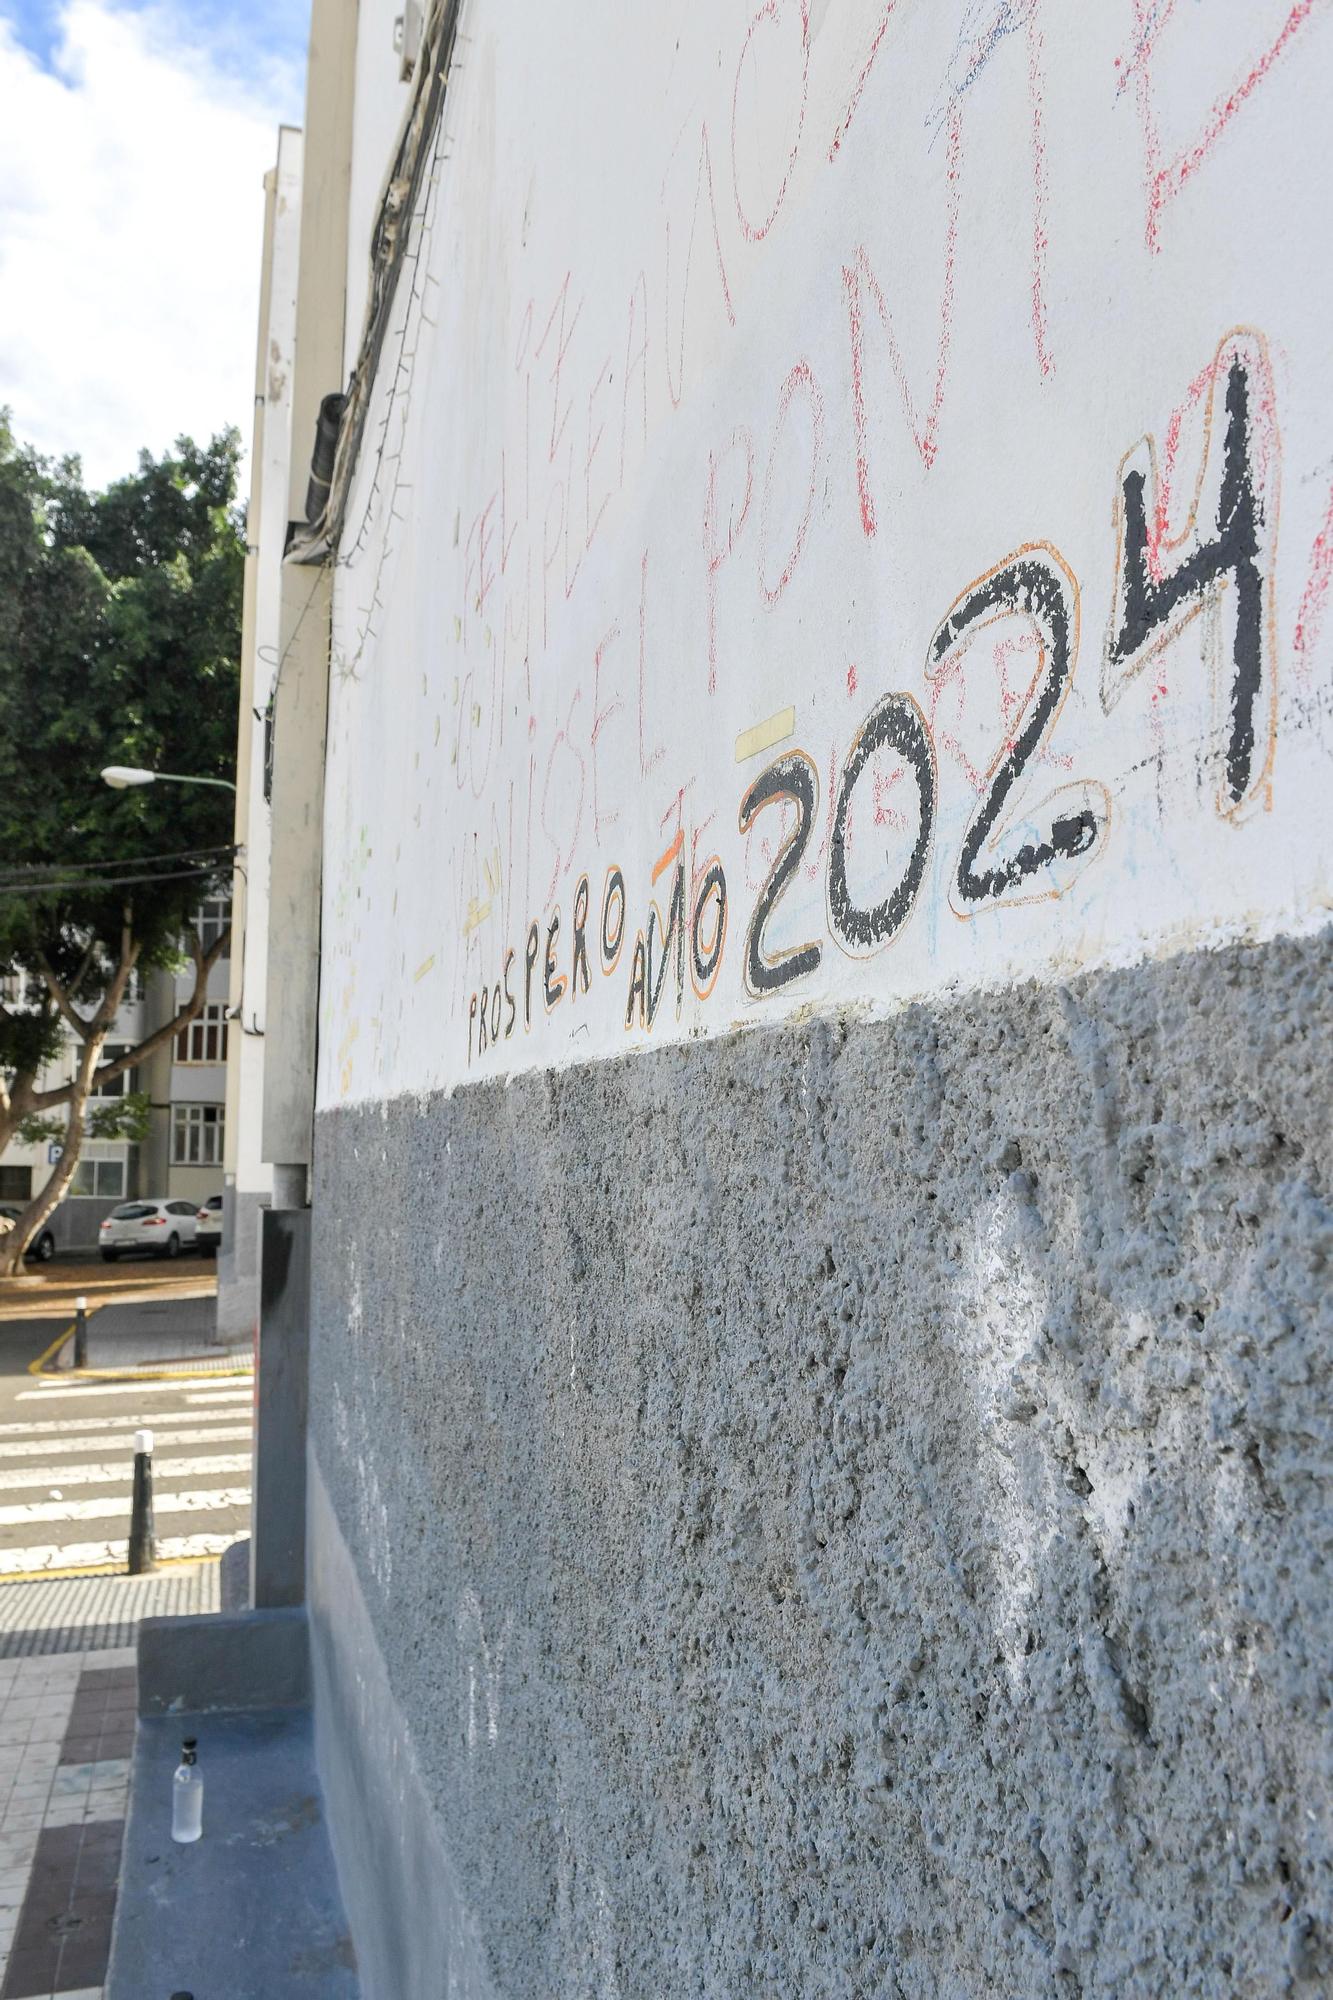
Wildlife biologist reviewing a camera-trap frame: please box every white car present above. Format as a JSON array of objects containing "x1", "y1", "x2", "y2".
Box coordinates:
[
  {"x1": 99, "y1": 1199, "x2": 200, "y2": 1261},
  {"x1": 195, "y1": 1194, "x2": 223, "y2": 1257}
]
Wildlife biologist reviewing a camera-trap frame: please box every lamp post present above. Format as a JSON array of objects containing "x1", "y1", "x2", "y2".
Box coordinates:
[{"x1": 101, "y1": 766, "x2": 236, "y2": 794}]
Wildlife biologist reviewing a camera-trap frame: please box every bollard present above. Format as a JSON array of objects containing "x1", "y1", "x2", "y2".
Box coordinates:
[
  {"x1": 73, "y1": 1296, "x2": 88, "y2": 1371},
  {"x1": 128, "y1": 1427, "x2": 157, "y2": 1574}
]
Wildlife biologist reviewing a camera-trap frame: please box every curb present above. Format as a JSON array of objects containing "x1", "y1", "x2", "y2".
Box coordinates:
[
  {"x1": 29, "y1": 1316, "x2": 79, "y2": 1376},
  {"x1": 0, "y1": 1552, "x2": 223, "y2": 1586},
  {"x1": 41, "y1": 1364, "x2": 254, "y2": 1384},
  {"x1": 29, "y1": 1306, "x2": 253, "y2": 1385}
]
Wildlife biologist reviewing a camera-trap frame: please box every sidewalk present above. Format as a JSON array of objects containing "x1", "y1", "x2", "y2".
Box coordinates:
[
  {"x1": 0, "y1": 1644, "x2": 136, "y2": 1996},
  {"x1": 0, "y1": 1278, "x2": 250, "y2": 1992},
  {"x1": 0, "y1": 1565, "x2": 223, "y2": 1998},
  {"x1": 41, "y1": 1298, "x2": 253, "y2": 1383},
  {"x1": 57, "y1": 1300, "x2": 251, "y2": 1381},
  {"x1": 0, "y1": 1570, "x2": 221, "y2": 1662}
]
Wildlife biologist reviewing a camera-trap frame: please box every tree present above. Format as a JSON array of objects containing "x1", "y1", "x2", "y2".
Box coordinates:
[{"x1": 0, "y1": 417, "x2": 243, "y2": 1272}]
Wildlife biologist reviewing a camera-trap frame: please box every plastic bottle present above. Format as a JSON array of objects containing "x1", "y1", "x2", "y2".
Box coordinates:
[{"x1": 171, "y1": 1738, "x2": 203, "y2": 1843}]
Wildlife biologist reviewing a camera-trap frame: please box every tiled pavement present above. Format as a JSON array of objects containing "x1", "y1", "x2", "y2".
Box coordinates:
[
  {"x1": 0, "y1": 1567, "x2": 219, "y2": 1660},
  {"x1": 0, "y1": 1648, "x2": 138, "y2": 1999},
  {"x1": 0, "y1": 1297, "x2": 253, "y2": 1993}
]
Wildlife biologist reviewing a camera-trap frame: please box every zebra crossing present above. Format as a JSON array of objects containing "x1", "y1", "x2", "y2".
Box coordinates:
[{"x1": 0, "y1": 1372, "x2": 253, "y2": 1578}]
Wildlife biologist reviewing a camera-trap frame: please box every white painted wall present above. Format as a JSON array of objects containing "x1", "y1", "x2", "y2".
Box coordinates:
[
  {"x1": 319, "y1": 0, "x2": 1333, "y2": 1111},
  {"x1": 228, "y1": 124, "x2": 303, "y2": 1203},
  {"x1": 264, "y1": 0, "x2": 358, "y2": 1176}
]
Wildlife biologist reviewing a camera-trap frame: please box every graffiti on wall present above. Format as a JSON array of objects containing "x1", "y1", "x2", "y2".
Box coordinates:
[{"x1": 319, "y1": 0, "x2": 1333, "y2": 1105}]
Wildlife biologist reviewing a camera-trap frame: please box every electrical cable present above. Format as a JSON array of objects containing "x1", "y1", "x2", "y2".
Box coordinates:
[
  {"x1": 0, "y1": 863, "x2": 231, "y2": 901},
  {"x1": 0, "y1": 843, "x2": 236, "y2": 889},
  {"x1": 288, "y1": 0, "x2": 463, "y2": 564}
]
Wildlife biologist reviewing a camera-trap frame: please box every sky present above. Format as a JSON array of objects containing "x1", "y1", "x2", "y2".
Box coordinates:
[{"x1": 0, "y1": 0, "x2": 310, "y2": 490}]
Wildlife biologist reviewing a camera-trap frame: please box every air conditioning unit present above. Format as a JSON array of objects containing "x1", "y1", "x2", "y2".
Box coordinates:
[{"x1": 394, "y1": 1, "x2": 424, "y2": 83}]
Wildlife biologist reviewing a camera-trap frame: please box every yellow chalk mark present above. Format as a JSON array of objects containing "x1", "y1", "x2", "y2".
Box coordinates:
[
  {"x1": 413, "y1": 955, "x2": 436, "y2": 983},
  {"x1": 734, "y1": 705, "x2": 796, "y2": 764},
  {"x1": 462, "y1": 898, "x2": 492, "y2": 937}
]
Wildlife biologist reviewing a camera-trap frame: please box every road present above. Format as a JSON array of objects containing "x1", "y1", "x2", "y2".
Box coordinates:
[
  {"x1": 0, "y1": 1268, "x2": 252, "y2": 1578},
  {"x1": 0, "y1": 1251, "x2": 218, "y2": 1325}
]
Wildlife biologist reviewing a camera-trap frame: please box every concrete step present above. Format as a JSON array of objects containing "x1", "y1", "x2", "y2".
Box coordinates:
[{"x1": 107, "y1": 1705, "x2": 360, "y2": 1998}]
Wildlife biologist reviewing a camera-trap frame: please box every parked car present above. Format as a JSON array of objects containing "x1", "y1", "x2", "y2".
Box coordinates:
[
  {"x1": 99, "y1": 1199, "x2": 200, "y2": 1261},
  {"x1": 0, "y1": 1204, "x2": 56, "y2": 1263},
  {"x1": 195, "y1": 1194, "x2": 223, "y2": 1257}
]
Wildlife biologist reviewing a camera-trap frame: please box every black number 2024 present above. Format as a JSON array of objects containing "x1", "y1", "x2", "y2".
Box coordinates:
[{"x1": 739, "y1": 332, "x2": 1276, "y2": 995}]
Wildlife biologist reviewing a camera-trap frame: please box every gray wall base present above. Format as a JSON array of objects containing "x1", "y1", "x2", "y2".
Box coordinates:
[
  {"x1": 137, "y1": 1607, "x2": 309, "y2": 1716},
  {"x1": 309, "y1": 927, "x2": 1333, "y2": 1996},
  {"x1": 253, "y1": 1206, "x2": 310, "y2": 1607},
  {"x1": 51, "y1": 1196, "x2": 121, "y2": 1252},
  {"x1": 308, "y1": 1456, "x2": 497, "y2": 2000},
  {"x1": 220, "y1": 1535, "x2": 253, "y2": 1613},
  {"x1": 217, "y1": 1186, "x2": 270, "y2": 1339}
]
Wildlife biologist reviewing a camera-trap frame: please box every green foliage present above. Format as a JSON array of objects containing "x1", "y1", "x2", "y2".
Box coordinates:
[
  {"x1": 13, "y1": 1113, "x2": 64, "y2": 1147},
  {"x1": 87, "y1": 1089, "x2": 153, "y2": 1144},
  {"x1": 0, "y1": 1002, "x2": 63, "y2": 1084},
  {"x1": 0, "y1": 416, "x2": 243, "y2": 1083},
  {"x1": 16, "y1": 1090, "x2": 152, "y2": 1148}
]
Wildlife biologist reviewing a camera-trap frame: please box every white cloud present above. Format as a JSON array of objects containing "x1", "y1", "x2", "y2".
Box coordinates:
[{"x1": 0, "y1": 2, "x2": 301, "y2": 488}]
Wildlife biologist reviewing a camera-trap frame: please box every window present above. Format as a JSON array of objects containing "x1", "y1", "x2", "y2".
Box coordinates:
[
  {"x1": 71, "y1": 1159, "x2": 126, "y2": 1199},
  {"x1": 197, "y1": 899, "x2": 231, "y2": 953},
  {"x1": 92, "y1": 1045, "x2": 136, "y2": 1098},
  {"x1": 172, "y1": 1103, "x2": 224, "y2": 1166},
  {"x1": 0, "y1": 1166, "x2": 32, "y2": 1202},
  {"x1": 176, "y1": 1003, "x2": 229, "y2": 1066},
  {"x1": 0, "y1": 972, "x2": 35, "y2": 1008}
]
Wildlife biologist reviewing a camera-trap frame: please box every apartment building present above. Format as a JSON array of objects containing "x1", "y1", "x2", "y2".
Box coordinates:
[
  {"x1": 214, "y1": 122, "x2": 301, "y2": 1339},
  {"x1": 136, "y1": 896, "x2": 232, "y2": 1211},
  {"x1": 0, "y1": 901, "x2": 231, "y2": 1250}
]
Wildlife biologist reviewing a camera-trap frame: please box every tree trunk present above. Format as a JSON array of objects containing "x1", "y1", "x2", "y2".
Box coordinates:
[
  {"x1": 0, "y1": 1033, "x2": 107, "y2": 1278},
  {"x1": 0, "y1": 923, "x2": 226, "y2": 1276},
  {"x1": 0, "y1": 1076, "x2": 35, "y2": 1169}
]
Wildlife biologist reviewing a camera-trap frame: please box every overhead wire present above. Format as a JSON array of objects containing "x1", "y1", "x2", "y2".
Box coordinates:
[
  {"x1": 0, "y1": 843, "x2": 237, "y2": 889},
  {"x1": 288, "y1": 0, "x2": 463, "y2": 565},
  {"x1": 0, "y1": 863, "x2": 233, "y2": 901}
]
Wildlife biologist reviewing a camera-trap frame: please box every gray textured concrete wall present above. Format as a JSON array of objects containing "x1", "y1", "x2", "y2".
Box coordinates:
[
  {"x1": 309, "y1": 1459, "x2": 498, "y2": 2000},
  {"x1": 217, "y1": 1186, "x2": 269, "y2": 1340},
  {"x1": 309, "y1": 928, "x2": 1333, "y2": 1998},
  {"x1": 253, "y1": 1208, "x2": 311, "y2": 1608}
]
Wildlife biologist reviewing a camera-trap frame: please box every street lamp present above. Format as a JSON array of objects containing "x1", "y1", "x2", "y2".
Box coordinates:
[{"x1": 101, "y1": 765, "x2": 236, "y2": 794}]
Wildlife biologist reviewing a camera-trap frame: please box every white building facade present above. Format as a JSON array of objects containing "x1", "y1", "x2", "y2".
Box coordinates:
[
  {"x1": 217, "y1": 123, "x2": 304, "y2": 1339},
  {"x1": 246, "y1": 4, "x2": 1333, "y2": 1994}
]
